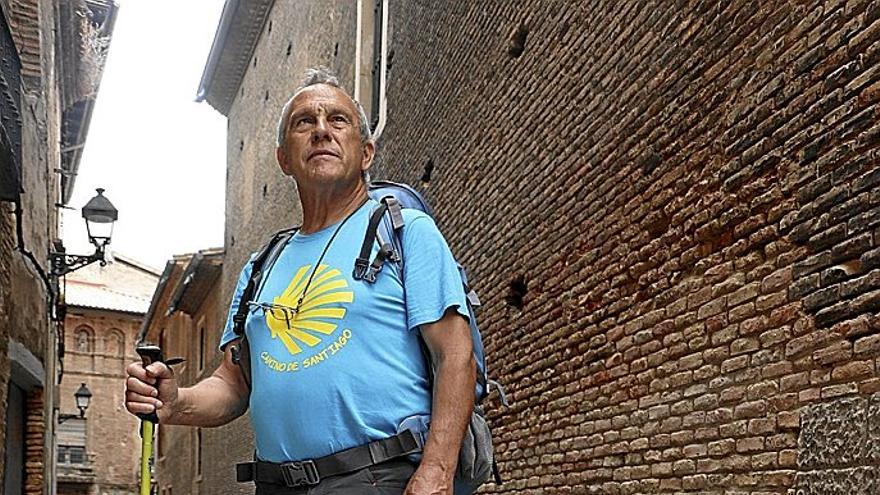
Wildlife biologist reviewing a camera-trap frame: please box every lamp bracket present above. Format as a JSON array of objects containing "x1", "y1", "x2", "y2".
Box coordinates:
[
  {"x1": 49, "y1": 250, "x2": 105, "y2": 277},
  {"x1": 57, "y1": 412, "x2": 84, "y2": 424}
]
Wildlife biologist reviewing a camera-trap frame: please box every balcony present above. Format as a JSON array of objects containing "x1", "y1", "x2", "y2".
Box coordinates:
[{"x1": 56, "y1": 447, "x2": 97, "y2": 484}]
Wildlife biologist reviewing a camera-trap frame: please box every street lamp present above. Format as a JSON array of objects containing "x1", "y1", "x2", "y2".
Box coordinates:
[
  {"x1": 81, "y1": 187, "x2": 117, "y2": 250},
  {"x1": 58, "y1": 383, "x2": 92, "y2": 423},
  {"x1": 49, "y1": 188, "x2": 118, "y2": 277}
]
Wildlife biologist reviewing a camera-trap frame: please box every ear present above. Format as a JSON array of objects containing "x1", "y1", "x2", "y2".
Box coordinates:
[
  {"x1": 276, "y1": 147, "x2": 292, "y2": 175},
  {"x1": 361, "y1": 140, "x2": 375, "y2": 173}
]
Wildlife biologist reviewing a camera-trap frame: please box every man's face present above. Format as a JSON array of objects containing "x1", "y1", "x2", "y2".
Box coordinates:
[{"x1": 276, "y1": 84, "x2": 373, "y2": 191}]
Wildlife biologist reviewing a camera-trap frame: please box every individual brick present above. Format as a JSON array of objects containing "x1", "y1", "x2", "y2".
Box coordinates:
[
  {"x1": 789, "y1": 272, "x2": 821, "y2": 299},
  {"x1": 803, "y1": 284, "x2": 841, "y2": 311}
]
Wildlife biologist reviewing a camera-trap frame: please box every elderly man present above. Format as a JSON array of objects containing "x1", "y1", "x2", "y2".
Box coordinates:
[{"x1": 124, "y1": 67, "x2": 476, "y2": 495}]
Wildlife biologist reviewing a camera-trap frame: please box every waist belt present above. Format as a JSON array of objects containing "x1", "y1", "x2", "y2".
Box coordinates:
[{"x1": 236, "y1": 430, "x2": 423, "y2": 488}]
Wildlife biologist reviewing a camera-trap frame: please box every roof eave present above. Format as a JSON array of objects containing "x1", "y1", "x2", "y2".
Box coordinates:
[
  {"x1": 167, "y1": 252, "x2": 204, "y2": 315},
  {"x1": 195, "y1": 0, "x2": 275, "y2": 116},
  {"x1": 136, "y1": 260, "x2": 176, "y2": 345},
  {"x1": 167, "y1": 248, "x2": 224, "y2": 316},
  {"x1": 60, "y1": 1, "x2": 119, "y2": 205},
  {"x1": 67, "y1": 304, "x2": 146, "y2": 316},
  {"x1": 195, "y1": 0, "x2": 239, "y2": 109}
]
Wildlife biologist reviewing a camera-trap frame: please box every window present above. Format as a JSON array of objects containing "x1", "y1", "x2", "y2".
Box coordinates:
[
  {"x1": 57, "y1": 446, "x2": 87, "y2": 465},
  {"x1": 159, "y1": 328, "x2": 167, "y2": 359},
  {"x1": 198, "y1": 323, "x2": 206, "y2": 372},
  {"x1": 157, "y1": 423, "x2": 165, "y2": 461},
  {"x1": 196, "y1": 428, "x2": 202, "y2": 478},
  {"x1": 105, "y1": 329, "x2": 124, "y2": 356},
  {"x1": 74, "y1": 327, "x2": 94, "y2": 353},
  {"x1": 57, "y1": 418, "x2": 87, "y2": 465}
]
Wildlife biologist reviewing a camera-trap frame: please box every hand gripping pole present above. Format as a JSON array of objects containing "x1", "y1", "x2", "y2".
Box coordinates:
[{"x1": 134, "y1": 344, "x2": 183, "y2": 495}]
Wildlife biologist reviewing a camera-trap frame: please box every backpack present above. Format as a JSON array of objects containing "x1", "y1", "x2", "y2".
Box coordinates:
[{"x1": 228, "y1": 180, "x2": 507, "y2": 492}]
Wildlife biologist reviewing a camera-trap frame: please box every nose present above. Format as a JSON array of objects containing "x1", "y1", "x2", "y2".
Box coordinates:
[{"x1": 311, "y1": 116, "x2": 330, "y2": 143}]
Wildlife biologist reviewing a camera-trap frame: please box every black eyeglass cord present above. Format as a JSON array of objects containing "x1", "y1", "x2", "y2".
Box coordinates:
[{"x1": 295, "y1": 198, "x2": 369, "y2": 313}]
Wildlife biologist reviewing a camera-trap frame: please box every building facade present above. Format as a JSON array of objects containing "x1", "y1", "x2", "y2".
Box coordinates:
[
  {"x1": 57, "y1": 256, "x2": 159, "y2": 495},
  {"x1": 191, "y1": 1, "x2": 880, "y2": 493},
  {"x1": 138, "y1": 248, "x2": 226, "y2": 495},
  {"x1": 0, "y1": 1, "x2": 116, "y2": 493}
]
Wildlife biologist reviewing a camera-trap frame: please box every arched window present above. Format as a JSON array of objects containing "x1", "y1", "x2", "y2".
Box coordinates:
[
  {"x1": 104, "y1": 330, "x2": 124, "y2": 356},
  {"x1": 74, "y1": 327, "x2": 94, "y2": 353}
]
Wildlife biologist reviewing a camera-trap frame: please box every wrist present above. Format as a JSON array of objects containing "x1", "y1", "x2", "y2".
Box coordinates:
[
  {"x1": 417, "y1": 453, "x2": 456, "y2": 478},
  {"x1": 157, "y1": 388, "x2": 184, "y2": 424}
]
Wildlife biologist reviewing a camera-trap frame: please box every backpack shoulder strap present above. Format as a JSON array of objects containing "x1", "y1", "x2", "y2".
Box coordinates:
[
  {"x1": 380, "y1": 197, "x2": 405, "y2": 262},
  {"x1": 354, "y1": 197, "x2": 405, "y2": 283},
  {"x1": 232, "y1": 227, "x2": 298, "y2": 337},
  {"x1": 230, "y1": 227, "x2": 297, "y2": 391}
]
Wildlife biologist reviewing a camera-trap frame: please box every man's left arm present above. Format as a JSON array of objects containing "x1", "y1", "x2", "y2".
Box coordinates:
[{"x1": 405, "y1": 307, "x2": 476, "y2": 495}]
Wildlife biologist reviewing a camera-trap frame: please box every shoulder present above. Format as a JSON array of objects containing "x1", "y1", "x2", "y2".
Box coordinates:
[
  {"x1": 401, "y1": 208, "x2": 433, "y2": 226},
  {"x1": 232, "y1": 252, "x2": 258, "y2": 285},
  {"x1": 400, "y1": 209, "x2": 442, "y2": 240},
  {"x1": 399, "y1": 210, "x2": 457, "y2": 256}
]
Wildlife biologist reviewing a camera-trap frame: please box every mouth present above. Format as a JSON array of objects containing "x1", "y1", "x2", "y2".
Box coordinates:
[{"x1": 308, "y1": 149, "x2": 339, "y2": 160}]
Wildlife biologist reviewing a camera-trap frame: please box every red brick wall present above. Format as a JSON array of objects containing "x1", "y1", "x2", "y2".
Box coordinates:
[
  {"x1": 26, "y1": 388, "x2": 44, "y2": 495},
  {"x1": 372, "y1": 1, "x2": 880, "y2": 493},
  {"x1": 61, "y1": 309, "x2": 145, "y2": 495}
]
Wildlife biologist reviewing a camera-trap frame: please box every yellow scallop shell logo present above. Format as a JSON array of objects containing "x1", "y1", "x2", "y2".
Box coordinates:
[{"x1": 266, "y1": 264, "x2": 353, "y2": 356}]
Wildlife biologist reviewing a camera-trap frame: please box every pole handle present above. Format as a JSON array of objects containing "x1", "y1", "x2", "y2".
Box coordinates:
[{"x1": 136, "y1": 344, "x2": 162, "y2": 423}]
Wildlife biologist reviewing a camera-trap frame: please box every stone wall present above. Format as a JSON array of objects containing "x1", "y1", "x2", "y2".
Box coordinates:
[
  {"x1": 0, "y1": 0, "x2": 63, "y2": 491},
  {"x1": 797, "y1": 393, "x2": 880, "y2": 494},
  {"x1": 222, "y1": 0, "x2": 358, "y2": 310},
  {"x1": 210, "y1": 2, "x2": 359, "y2": 491}
]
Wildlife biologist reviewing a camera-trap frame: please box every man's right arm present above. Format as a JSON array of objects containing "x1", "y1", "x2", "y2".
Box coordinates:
[{"x1": 125, "y1": 340, "x2": 249, "y2": 427}]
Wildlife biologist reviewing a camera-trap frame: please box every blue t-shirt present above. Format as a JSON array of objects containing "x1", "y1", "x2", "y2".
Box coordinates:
[{"x1": 219, "y1": 199, "x2": 469, "y2": 462}]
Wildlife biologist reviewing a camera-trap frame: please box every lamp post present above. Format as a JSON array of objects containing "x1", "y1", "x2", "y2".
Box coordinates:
[
  {"x1": 49, "y1": 188, "x2": 118, "y2": 278},
  {"x1": 58, "y1": 383, "x2": 92, "y2": 423}
]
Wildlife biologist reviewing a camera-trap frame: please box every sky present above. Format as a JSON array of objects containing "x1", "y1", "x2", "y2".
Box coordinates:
[{"x1": 62, "y1": 0, "x2": 228, "y2": 271}]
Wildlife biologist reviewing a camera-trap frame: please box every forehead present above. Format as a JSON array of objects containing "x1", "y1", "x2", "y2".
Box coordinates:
[{"x1": 289, "y1": 84, "x2": 357, "y2": 114}]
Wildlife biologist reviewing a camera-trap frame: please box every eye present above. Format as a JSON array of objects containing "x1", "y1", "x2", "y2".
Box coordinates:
[
  {"x1": 293, "y1": 116, "x2": 313, "y2": 128},
  {"x1": 330, "y1": 114, "x2": 349, "y2": 124}
]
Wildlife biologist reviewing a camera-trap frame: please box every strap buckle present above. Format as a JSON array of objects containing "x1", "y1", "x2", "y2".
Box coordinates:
[
  {"x1": 280, "y1": 460, "x2": 320, "y2": 487},
  {"x1": 353, "y1": 258, "x2": 370, "y2": 280},
  {"x1": 230, "y1": 342, "x2": 242, "y2": 365}
]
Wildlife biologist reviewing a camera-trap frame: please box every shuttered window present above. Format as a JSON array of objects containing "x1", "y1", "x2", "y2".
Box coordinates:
[{"x1": 57, "y1": 418, "x2": 87, "y2": 465}]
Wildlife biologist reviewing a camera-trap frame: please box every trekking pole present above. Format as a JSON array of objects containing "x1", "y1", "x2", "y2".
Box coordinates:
[
  {"x1": 135, "y1": 344, "x2": 163, "y2": 495},
  {"x1": 140, "y1": 420, "x2": 155, "y2": 495}
]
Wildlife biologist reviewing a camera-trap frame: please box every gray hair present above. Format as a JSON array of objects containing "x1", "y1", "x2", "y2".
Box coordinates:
[{"x1": 276, "y1": 67, "x2": 372, "y2": 147}]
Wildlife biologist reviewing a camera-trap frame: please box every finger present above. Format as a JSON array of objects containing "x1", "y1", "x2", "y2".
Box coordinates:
[
  {"x1": 125, "y1": 400, "x2": 162, "y2": 416},
  {"x1": 125, "y1": 362, "x2": 151, "y2": 382},
  {"x1": 126, "y1": 376, "x2": 158, "y2": 398},
  {"x1": 145, "y1": 361, "x2": 173, "y2": 379},
  {"x1": 125, "y1": 387, "x2": 162, "y2": 406}
]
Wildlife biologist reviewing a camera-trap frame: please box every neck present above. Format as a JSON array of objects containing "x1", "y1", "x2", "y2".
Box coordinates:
[{"x1": 298, "y1": 181, "x2": 369, "y2": 234}]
